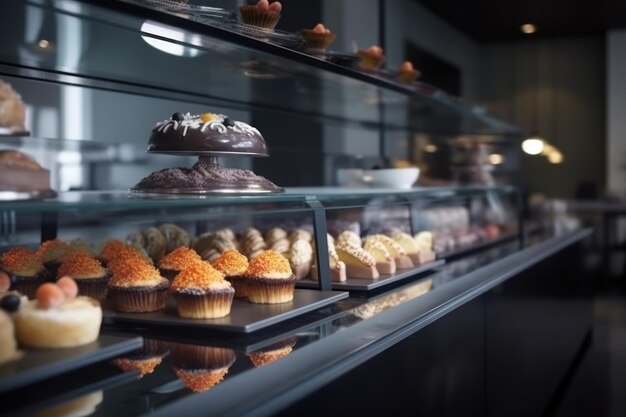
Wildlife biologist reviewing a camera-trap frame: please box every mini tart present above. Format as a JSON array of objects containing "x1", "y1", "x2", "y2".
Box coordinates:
[
  {"x1": 172, "y1": 345, "x2": 236, "y2": 393},
  {"x1": 107, "y1": 261, "x2": 169, "y2": 313},
  {"x1": 363, "y1": 240, "x2": 396, "y2": 275},
  {"x1": 239, "y1": 0, "x2": 281, "y2": 30},
  {"x1": 357, "y1": 46, "x2": 385, "y2": 72},
  {"x1": 248, "y1": 337, "x2": 297, "y2": 368},
  {"x1": 158, "y1": 247, "x2": 203, "y2": 281},
  {"x1": 37, "y1": 239, "x2": 70, "y2": 277},
  {"x1": 301, "y1": 24, "x2": 336, "y2": 51},
  {"x1": 57, "y1": 253, "x2": 109, "y2": 300},
  {"x1": 0, "y1": 247, "x2": 49, "y2": 299},
  {"x1": 242, "y1": 250, "x2": 296, "y2": 304},
  {"x1": 336, "y1": 244, "x2": 379, "y2": 279},
  {"x1": 365, "y1": 235, "x2": 414, "y2": 270},
  {"x1": 212, "y1": 249, "x2": 249, "y2": 299},
  {"x1": 13, "y1": 296, "x2": 102, "y2": 348},
  {"x1": 170, "y1": 261, "x2": 234, "y2": 319}
]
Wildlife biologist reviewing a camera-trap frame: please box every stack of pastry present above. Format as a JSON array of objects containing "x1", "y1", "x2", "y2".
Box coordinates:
[
  {"x1": 309, "y1": 234, "x2": 347, "y2": 282},
  {"x1": 264, "y1": 228, "x2": 290, "y2": 255},
  {"x1": 363, "y1": 235, "x2": 414, "y2": 270},
  {"x1": 193, "y1": 228, "x2": 238, "y2": 263},
  {"x1": 239, "y1": 228, "x2": 267, "y2": 260},
  {"x1": 126, "y1": 224, "x2": 191, "y2": 264}
]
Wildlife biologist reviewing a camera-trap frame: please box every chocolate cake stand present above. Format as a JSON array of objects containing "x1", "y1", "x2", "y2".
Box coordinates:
[{"x1": 130, "y1": 155, "x2": 284, "y2": 196}]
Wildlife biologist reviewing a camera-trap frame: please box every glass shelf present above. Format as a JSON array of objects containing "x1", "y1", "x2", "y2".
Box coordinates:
[{"x1": 0, "y1": 0, "x2": 522, "y2": 136}]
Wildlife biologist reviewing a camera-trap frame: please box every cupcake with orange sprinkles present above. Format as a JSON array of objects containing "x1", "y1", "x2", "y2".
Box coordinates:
[
  {"x1": 172, "y1": 344, "x2": 236, "y2": 393},
  {"x1": 97, "y1": 239, "x2": 128, "y2": 266},
  {"x1": 107, "y1": 259, "x2": 169, "y2": 313},
  {"x1": 170, "y1": 261, "x2": 234, "y2": 319},
  {"x1": 212, "y1": 249, "x2": 249, "y2": 299},
  {"x1": 57, "y1": 252, "x2": 109, "y2": 300},
  {"x1": 0, "y1": 247, "x2": 49, "y2": 298},
  {"x1": 158, "y1": 247, "x2": 203, "y2": 281},
  {"x1": 37, "y1": 239, "x2": 71, "y2": 277},
  {"x1": 242, "y1": 250, "x2": 296, "y2": 304}
]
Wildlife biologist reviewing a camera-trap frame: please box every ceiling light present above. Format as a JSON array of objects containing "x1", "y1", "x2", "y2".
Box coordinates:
[
  {"x1": 37, "y1": 39, "x2": 50, "y2": 49},
  {"x1": 520, "y1": 23, "x2": 537, "y2": 34},
  {"x1": 521, "y1": 137, "x2": 544, "y2": 155},
  {"x1": 488, "y1": 154, "x2": 504, "y2": 165}
]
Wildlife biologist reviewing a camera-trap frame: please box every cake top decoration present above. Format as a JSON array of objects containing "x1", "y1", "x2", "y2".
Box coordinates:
[
  {"x1": 1, "y1": 247, "x2": 44, "y2": 275},
  {"x1": 159, "y1": 247, "x2": 202, "y2": 270},
  {"x1": 170, "y1": 261, "x2": 225, "y2": 289},
  {"x1": 212, "y1": 249, "x2": 249, "y2": 277},
  {"x1": 244, "y1": 250, "x2": 292, "y2": 278},
  {"x1": 57, "y1": 253, "x2": 106, "y2": 278}
]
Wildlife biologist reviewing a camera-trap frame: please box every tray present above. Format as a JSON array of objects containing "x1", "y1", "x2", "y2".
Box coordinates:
[
  {"x1": 307, "y1": 51, "x2": 361, "y2": 67},
  {"x1": 103, "y1": 289, "x2": 348, "y2": 333},
  {"x1": 296, "y1": 259, "x2": 444, "y2": 291},
  {"x1": 0, "y1": 334, "x2": 143, "y2": 393}
]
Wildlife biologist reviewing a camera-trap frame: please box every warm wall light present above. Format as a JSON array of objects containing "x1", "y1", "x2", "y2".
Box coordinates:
[
  {"x1": 521, "y1": 137, "x2": 545, "y2": 155},
  {"x1": 521, "y1": 23, "x2": 537, "y2": 34},
  {"x1": 37, "y1": 39, "x2": 50, "y2": 49},
  {"x1": 488, "y1": 153, "x2": 504, "y2": 165},
  {"x1": 424, "y1": 144, "x2": 438, "y2": 153},
  {"x1": 547, "y1": 150, "x2": 564, "y2": 164}
]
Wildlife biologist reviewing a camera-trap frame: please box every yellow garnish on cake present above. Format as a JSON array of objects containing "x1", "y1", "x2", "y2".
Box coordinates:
[
  {"x1": 212, "y1": 249, "x2": 248, "y2": 277},
  {"x1": 159, "y1": 247, "x2": 202, "y2": 270},
  {"x1": 57, "y1": 252, "x2": 106, "y2": 279},
  {"x1": 0, "y1": 247, "x2": 44, "y2": 274},
  {"x1": 170, "y1": 261, "x2": 225, "y2": 290},
  {"x1": 244, "y1": 250, "x2": 292, "y2": 278},
  {"x1": 200, "y1": 113, "x2": 217, "y2": 123}
]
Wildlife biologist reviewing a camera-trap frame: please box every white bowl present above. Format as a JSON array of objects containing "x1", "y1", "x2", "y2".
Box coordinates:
[
  {"x1": 336, "y1": 168, "x2": 367, "y2": 187},
  {"x1": 362, "y1": 167, "x2": 420, "y2": 189}
]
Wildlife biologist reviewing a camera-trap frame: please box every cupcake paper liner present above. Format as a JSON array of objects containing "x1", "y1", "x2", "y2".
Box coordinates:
[
  {"x1": 239, "y1": 5, "x2": 280, "y2": 30},
  {"x1": 242, "y1": 275, "x2": 296, "y2": 304},
  {"x1": 108, "y1": 284, "x2": 168, "y2": 313},
  {"x1": 73, "y1": 274, "x2": 110, "y2": 300},
  {"x1": 224, "y1": 276, "x2": 248, "y2": 299},
  {"x1": 172, "y1": 287, "x2": 235, "y2": 319},
  {"x1": 10, "y1": 270, "x2": 50, "y2": 299}
]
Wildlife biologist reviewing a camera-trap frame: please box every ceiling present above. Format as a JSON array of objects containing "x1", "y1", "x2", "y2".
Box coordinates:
[{"x1": 415, "y1": 0, "x2": 626, "y2": 42}]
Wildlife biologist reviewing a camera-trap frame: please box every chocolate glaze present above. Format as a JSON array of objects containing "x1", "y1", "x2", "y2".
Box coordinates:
[
  {"x1": 147, "y1": 113, "x2": 268, "y2": 156},
  {"x1": 132, "y1": 159, "x2": 282, "y2": 193}
]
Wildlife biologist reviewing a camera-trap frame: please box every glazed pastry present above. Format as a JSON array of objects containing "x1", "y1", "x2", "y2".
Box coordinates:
[
  {"x1": 0, "y1": 247, "x2": 49, "y2": 298},
  {"x1": 363, "y1": 240, "x2": 396, "y2": 275},
  {"x1": 301, "y1": 23, "x2": 336, "y2": 50},
  {"x1": 13, "y1": 278, "x2": 102, "y2": 348},
  {"x1": 158, "y1": 224, "x2": 191, "y2": 253},
  {"x1": 240, "y1": 227, "x2": 267, "y2": 260},
  {"x1": 365, "y1": 235, "x2": 414, "y2": 269},
  {"x1": 414, "y1": 231, "x2": 437, "y2": 264},
  {"x1": 393, "y1": 233, "x2": 424, "y2": 265},
  {"x1": 288, "y1": 228, "x2": 312, "y2": 244},
  {"x1": 336, "y1": 230, "x2": 362, "y2": 248},
  {"x1": 57, "y1": 253, "x2": 109, "y2": 300},
  {"x1": 0, "y1": 310, "x2": 20, "y2": 364},
  {"x1": 158, "y1": 247, "x2": 203, "y2": 281},
  {"x1": 212, "y1": 249, "x2": 249, "y2": 299},
  {"x1": 239, "y1": 0, "x2": 282, "y2": 30},
  {"x1": 172, "y1": 345, "x2": 236, "y2": 393},
  {"x1": 289, "y1": 239, "x2": 313, "y2": 280},
  {"x1": 265, "y1": 228, "x2": 289, "y2": 254},
  {"x1": 107, "y1": 260, "x2": 169, "y2": 313},
  {"x1": 397, "y1": 61, "x2": 420, "y2": 84},
  {"x1": 37, "y1": 239, "x2": 71, "y2": 278},
  {"x1": 357, "y1": 45, "x2": 385, "y2": 72},
  {"x1": 336, "y1": 244, "x2": 379, "y2": 279},
  {"x1": 143, "y1": 227, "x2": 168, "y2": 263},
  {"x1": 248, "y1": 337, "x2": 297, "y2": 368},
  {"x1": 170, "y1": 261, "x2": 234, "y2": 319},
  {"x1": 0, "y1": 150, "x2": 51, "y2": 192},
  {"x1": 242, "y1": 250, "x2": 296, "y2": 304},
  {"x1": 0, "y1": 80, "x2": 26, "y2": 133}
]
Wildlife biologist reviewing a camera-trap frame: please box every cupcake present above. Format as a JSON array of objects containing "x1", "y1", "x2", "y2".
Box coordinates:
[
  {"x1": 212, "y1": 249, "x2": 249, "y2": 299},
  {"x1": 239, "y1": 0, "x2": 282, "y2": 30},
  {"x1": 242, "y1": 250, "x2": 296, "y2": 304},
  {"x1": 357, "y1": 45, "x2": 385, "y2": 72},
  {"x1": 13, "y1": 278, "x2": 102, "y2": 348},
  {"x1": 170, "y1": 261, "x2": 234, "y2": 319},
  {"x1": 248, "y1": 337, "x2": 297, "y2": 367},
  {"x1": 112, "y1": 339, "x2": 169, "y2": 379},
  {"x1": 37, "y1": 239, "x2": 71, "y2": 277},
  {"x1": 158, "y1": 247, "x2": 203, "y2": 281},
  {"x1": 57, "y1": 253, "x2": 109, "y2": 300},
  {"x1": 97, "y1": 239, "x2": 128, "y2": 266},
  {"x1": 396, "y1": 61, "x2": 420, "y2": 84},
  {"x1": 301, "y1": 23, "x2": 336, "y2": 51},
  {"x1": 0, "y1": 247, "x2": 49, "y2": 298},
  {"x1": 172, "y1": 344, "x2": 236, "y2": 393},
  {"x1": 107, "y1": 260, "x2": 169, "y2": 313},
  {"x1": 68, "y1": 238, "x2": 96, "y2": 258}
]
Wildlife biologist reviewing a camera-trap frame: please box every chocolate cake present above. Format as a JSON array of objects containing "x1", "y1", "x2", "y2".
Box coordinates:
[
  {"x1": 0, "y1": 150, "x2": 50, "y2": 192},
  {"x1": 148, "y1": 112, "x2": 268, "y2": 156}
]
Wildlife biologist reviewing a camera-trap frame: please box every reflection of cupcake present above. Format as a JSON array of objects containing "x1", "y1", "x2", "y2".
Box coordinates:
[
  {"x1": 172, "y1": 344, "x2": 236, "y2": 393},
  {"x1": 170, "y1": 261, "x2": 234, "y2": 319},
  {"x1": 57, "y1": 253, "x2": 110, "y2": 300},
  {"x1": 212, "y1": 249, "x2": 249, "y2": 299},
  {"x1": 112, "y1": 339, "x2": 169, "y2": 379},
  {"x1": 0, "y1": 247, "x2": 49, "y2": 298},
  {"x1": 248, "y1": 337, "x2": 297, "y2": 367},
  {"x1": 240, "y1": 0, "x2": 282, "y2": 30},
  {"x1": 357, "y1": 45, "x2": 385, "y2": 72},
  {"x1": 301, "y1": 23, "x2": 336, "y2": 51},
  {"x1": 396, "y1": 61, "x2": 420, "y2": 84},
  {"x1": 242, "y1": 250, "x2": 296, "y2": 304},
  {"x1": 37, "y1": 239, "x2": 70, "y2": 278},
  {"x1": 107, "y1": 261, "x2": 169, "y2": 313},
  {"x1": 158, "y1": 247, "x2": 203, "y2": 281}
]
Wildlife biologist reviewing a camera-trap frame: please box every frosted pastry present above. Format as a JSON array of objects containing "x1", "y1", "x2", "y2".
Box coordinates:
[
  {"x1": 240, "y1": 227, "x2": 267, "y2": 260},
  {"x1": 107, "y1": 260, "x2": 169, "y2": 313},
  {"x1": 336, "y1": 230, "x2": 362, "y2": 248},
  {"x1": 393, "y1": 233, "x2": 423, "y2": 265},
  {"x1": 265, "y1": 228, "x2": 290, "y2": 254},
  {"x1": 363, "y1": 240, "x2": 396, "y2": 275},
  {"x1": 365, "y1": 235, "x2": 414, "y2": 270},
  {"x1": 336, "y1": 244, "x2": 379, "y2": 280},
  {"x1": 242, "y1": 250, "x2": 296, "y2": 304},
  {"x1": 414, "y1": 231, "x2": 437, "y2": 264}
]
